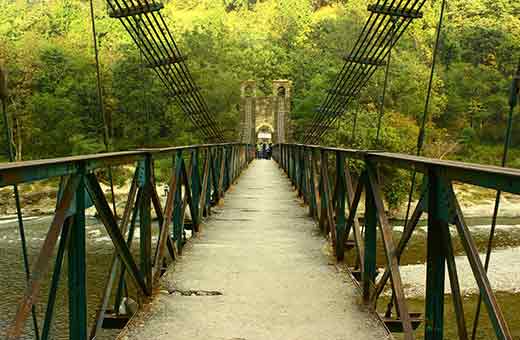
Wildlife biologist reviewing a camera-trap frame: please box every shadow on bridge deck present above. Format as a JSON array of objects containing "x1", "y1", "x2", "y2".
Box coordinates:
[{"x1": 119, "y1": 160, "x2": 390, "y2": 340}]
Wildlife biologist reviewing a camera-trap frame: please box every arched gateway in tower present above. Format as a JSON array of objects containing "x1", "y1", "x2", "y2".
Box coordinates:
[{"x1": 239, "y1": 80, "x2": 292, "y2": 145}]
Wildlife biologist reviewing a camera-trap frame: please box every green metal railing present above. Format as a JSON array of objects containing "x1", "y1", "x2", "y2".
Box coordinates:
[
  {"x1": 274, "y1": 143, "x2": 518, "y2": 340},
  {"x1": 3, "y1": 143, "x2": 254, "y2": 340}
]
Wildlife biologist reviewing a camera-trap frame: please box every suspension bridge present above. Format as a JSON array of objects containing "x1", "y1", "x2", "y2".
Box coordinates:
[{"x1": 1, "y1": 0, "x2": 520, "y2": 340}]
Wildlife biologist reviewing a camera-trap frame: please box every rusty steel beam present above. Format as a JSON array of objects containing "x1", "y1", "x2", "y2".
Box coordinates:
[
  {"x1": 344, "y1": 163, "x2": 365, "y2": 272},
  {"x1": 7, "y1": 175, "x2": 79, "y2": 339},
  {"x1": 152, "y1": 155, "x2": 182, "y2": 283},
  {"x1": 373, "y1": 195, "x2": 424, "y2": 300},
  {"x1": 274, "y1": 143, "x2": 520, "y2": 339},
  {"x1": 5, "y1": 144, "x2": 252, "y2": 340},
  {"x1": 0, "y1": 144, "x2": 247, "y2": 187},
  {"x1": 278, "y1": 144, "x2": 520, "y2": 195},
  {"x1": 366, "y1": 165, "x2": 414, "y2": 339},
  {"x1": 90, "y1": 172, "x2": 139, "y2": 339},
  {"x1": 451, "y1": 190, "x2": 512, "y2": 339},
  {"x1": 85, "y1": 174, "x2": 149, "y2": 296}
]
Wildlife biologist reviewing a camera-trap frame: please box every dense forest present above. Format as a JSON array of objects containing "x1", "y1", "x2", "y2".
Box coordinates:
[{"x1": 0, "y1": 0, "x2": 518, "y2": 168}]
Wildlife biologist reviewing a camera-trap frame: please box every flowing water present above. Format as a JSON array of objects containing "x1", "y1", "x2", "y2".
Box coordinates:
[
  {"x1": 0, "y1": 215, "x2": 156, "y2": 340},
  {"x1": 1, "y1": 214, "x2": 520, "y2": 339}
]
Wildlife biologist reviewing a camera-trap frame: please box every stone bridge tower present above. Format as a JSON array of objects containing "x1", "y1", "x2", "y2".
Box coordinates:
[
  {"x1": 273, "y1": 80, "x2": 291, "y2": 144},
  {"x1": 239, "y1": 80, "x2": 256, "y2": 145},
  {"x1": 239, "y1": 79, "x2": 292, "y2": 144}
]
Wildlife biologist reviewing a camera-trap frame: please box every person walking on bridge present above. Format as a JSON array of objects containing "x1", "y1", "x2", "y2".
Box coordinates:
[{"x1": 256, "y1": 143, "x2": 262, "y2": 159}]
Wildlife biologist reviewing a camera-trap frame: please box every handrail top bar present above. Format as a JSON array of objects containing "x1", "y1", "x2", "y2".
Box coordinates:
[
  {"x1": 0, "y1": 143, "x2": 246, "y2": 170},
  {"x1": 280, "y1": 143, "x2": 520, "y2": 176},
  {"x1": 366, "y1": 152, "x2": 520, "y2": 177},
  {"x1": 287, "y1": 144, "x2": 373, "y2": 157},
  {"x1": 138, "y1": 142, "x2": 243, "y2": 154},
  {"x1": 278, "y1": 143, "x2": 520, "y2": 194},
  {"x1": 0, "y1": 143, "x2": 249, "y2": 187},
  {"x1": 0, "y1": 150, "x2": 145, "y2": 171}
]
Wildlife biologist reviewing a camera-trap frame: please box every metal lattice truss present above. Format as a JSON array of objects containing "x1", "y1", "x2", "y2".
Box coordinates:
[
  {"x1": 303, "y1": 0, "x2": 427, "y2": 144},
  {"x1": 106, "y1": 0, "x2": 225, "y2": 142}
]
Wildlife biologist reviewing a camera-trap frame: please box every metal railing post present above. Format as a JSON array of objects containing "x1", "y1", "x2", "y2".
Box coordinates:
[
  {"x1": 139, "y1": 154, "x2": 153, "y2": 293},
  {"x1": 363, "y1": 164, "x2": 377, "y2": 303},
  {"x1": 424, "y1": 167, "x2": 447, "y2": 340},
  {"x1": 174, "y1": 151, "x2": 185, "y2": 251},
  {"x1": 298, "y1": 146, "x2": 305, "y2": 197},
  {"x1": 68, "y1": 164, "x2": 87, "y2": 340},
  {"x1": 289, "y1": 145, "x2": 296, "y2": 186},
  {"x1": 335, "y1": 151, "x2": 346, "y2": 261},
  {"x1": 191, "y1": 149, "x2": 201, "y2": 230},
  {"x1": 309, "y1": 149, "x2": 317, "y2": 218}
]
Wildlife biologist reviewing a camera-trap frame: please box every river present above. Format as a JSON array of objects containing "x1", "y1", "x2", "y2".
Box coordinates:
[{"x1": 1, "y1": 215, "x2": 519, "y2": 339}]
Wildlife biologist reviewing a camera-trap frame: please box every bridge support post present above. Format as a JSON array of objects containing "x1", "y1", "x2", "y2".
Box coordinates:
[
  {"x1": 308, "y1": 150, "x2": 318, "y2": 219},
  {"x1": 292, "y1": 146, "x2": 297, "y2": 185},
  {"x1": 286, "y1": 145, "x2": 291, "y2": 179},
  {"x1": 211, "y1": 148, "x2": 219, "y2": 206},
  {"x1": 191, "y1": 149, "x2": 201, "y2": 231},
  {"x1": 302, "y1": 147, "x2": 310, "y2": 205},
  {"x1": 283, "y1": 144, "x2": 287, "y2": 171},
  {"x1": 298, "y1": 146, "x2": 306, "y2": 199},
  {"x1": 69, "y1": 166, "x2": 87, "y2": 340},
  {"x1": 231, "y1": 146, "x2": 236, "y2": 182},
  {"x1": 362, "y1": 170, "x2": 377, "y2": 304},
  {"x1": 217, "y1": 147, "x2": 225, "y2": 200},
  {"x1": 234, "y1": 146, "x2": 240, "y2": 181},
  {"x1": 425, "y1": 167, "x2": 447, "y2": 340},
  {"x1": 295, "y1": 146, "x2": 301, "y2": 194},
  {"x1": 335, "y1": 151, "x2": 346, "y2": 261},
  {"x1": 288, "y1": 145, "x2": 293, "y2": 184},
  {"x1": 139, "y1": 154, "x2": 153, "y2": 292},
  {"x1": 225, "y1": 146, "x2": 232, "y2": 190},
  {"x1": 173, "y1": 151, "x2": 184, "y2": 251},
  {"x1": 318, "y1": 152, "x2": 326, "y2": 233},
  {"x1": 203, "y1": 149, "x2": 213, "y2": 217}
]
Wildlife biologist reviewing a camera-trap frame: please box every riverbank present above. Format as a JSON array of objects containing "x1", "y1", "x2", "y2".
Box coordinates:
[
  {"x1": 0, "y1": 180, "x2": 169, "y2": 217},
  {"x1": 391, "y1": 182, "x2": 520, "y2": 220},
  {"x1": 1, "y1": 180, "x2": 520, "y2": 221}
]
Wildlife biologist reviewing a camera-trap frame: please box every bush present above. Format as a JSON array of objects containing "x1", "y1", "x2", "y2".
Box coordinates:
[{"x1": 459, "y1": 127, "x2": 478, "y2": 147}]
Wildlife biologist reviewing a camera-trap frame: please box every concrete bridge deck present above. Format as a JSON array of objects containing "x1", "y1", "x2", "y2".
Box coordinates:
[{"x1": 120, "y1": 160, "x2": 390, "y2": 340}]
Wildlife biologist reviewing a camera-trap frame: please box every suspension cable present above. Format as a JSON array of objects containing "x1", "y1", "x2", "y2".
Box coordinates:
[
  {"x1": 471, "y1": 61, "x2": 520, "y2": 340},
  {"x1": 307, "y1": 0, "x2": 394, "y2": 138},
  {"x1": 310, "y1": 0, "x2": 422, "y2": 140},
  {"x1": 402, "y1": 0, "x2": 446, "y2": 238},
  {"x1": 106, "y1": 0, "x2": 225, "y2": 141},
  {"x1": 311, "y1": 0, "x2": 420, "y2": 141},
  {"x1": 375, "y1": 19, "x2": 396, "y2": 146},
  {"x1": 108, "y1": 1, "x2": 214, "y2": 139},
  {"x1": 111, "y1": 0, "x2": 216, "y2": 138},
  {"x1": 305, "y1": 0, "x2": 401, "y2": 136},
  {"x1": 0, "y1": 64, "x2": 41, "y2": 340},
  {"x1": 303, "y1": 0, "x2": 427, "y2": 143},
  {"x1": 90, "y1": 0, "x2": 118, "y2": 218}
]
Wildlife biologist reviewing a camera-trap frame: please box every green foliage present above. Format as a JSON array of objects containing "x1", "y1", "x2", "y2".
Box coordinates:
[
  {"x1": 0, "y1": 0, "x2": 518, "y2": 207},
  {"x1": 382, "y1": 169, "x2": 411, "y2": 212},
  {"x1": 459, "y1": 127, "x2": 478, "y2": 147}
]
